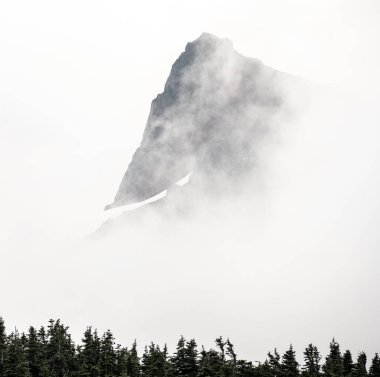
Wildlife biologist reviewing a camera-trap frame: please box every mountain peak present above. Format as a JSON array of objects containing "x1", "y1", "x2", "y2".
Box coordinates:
[
  {"x1": 182, "y1": 33, "x2": 234, "y2": 61},
  {"x1": 191, "y1": 32, "x2": 232, "y2": 46},
  {"x1": 105, "y1": 34, "x2": 293, "y2": 210}
]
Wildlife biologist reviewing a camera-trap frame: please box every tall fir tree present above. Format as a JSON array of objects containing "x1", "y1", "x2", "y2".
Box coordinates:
[
  {"x1": 37, "y1": 326, "x2": 50, "y2": 377},
  {"x1": 255, "y1": 360, "x2": 274, "y2": 377},
  {"x1": 141, "y1": 343, "x2": 168, "y2": 377},
  {"x1": 343, "y1": 351, "x2": 354, "y2": 377},
  {"x1": 197, "y1": 347, "x2": 224, "y2": 377},
  {"x1": 171, "y1": 336, "x2": 186, "y2": 376},
  {"x1": 78, "y1": 326, "x2": 101, "y2": 377},
  {"x1": 27, "y1": 326, "x2": 40, "y2": 377},
  {"x1": 171, "y1": 336, "x2": 198, "y2": 377},
  {"x1": 225, "y1": 338, "x2": 237, "y2": 377},
  {"x1": 281, "y1": 345, "x2": 299, "y2": 377},
  {"x1": 184, "y1": 339, "x2": 198, "y2": 377},
  {"x1": 369, "y1": 354, "x2": 380, "y2": 377},
  {"x1": 46, "y1": 319, "x2": 77, "y2": 377},
  {"x1": 115, "y1": 344, "x2": 128, "y2": 377},
  {"x1": 235, "y1": 359, "x2": 256, "y2": 377},
  {"x1": 323, "y1": 339, "x2": 343, "y2": 377},
  {"x1": 352, "y1": 352, "x2": 367, "y2": 377},
  {"x1": 302, "y1": 344, "x2": 321, "y2": 377},
  {"x1": 4, "y1": 330, "x2": 31, "y2": 377},
  {"x1": 0, "y1": 318, "x2": 6, "y2": 377},
  {"x1": 268, "y1": 349, "x2": 281, "y2": 377},
  {"x1": 99, "y1": 330, "x2": 117, "y2": 377},
  {"x1": 126, "y1": 340, "x2": 141, "y2": 377}
]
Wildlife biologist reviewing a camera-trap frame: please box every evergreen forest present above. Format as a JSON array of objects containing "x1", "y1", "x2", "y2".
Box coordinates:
[{"x1": 0, "y1": 317, "x2": 379, "y2": 377}]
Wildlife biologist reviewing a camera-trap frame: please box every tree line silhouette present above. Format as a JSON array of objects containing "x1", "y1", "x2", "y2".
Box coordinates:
[{"x1": 0, "y1": 317, "x2": 379, "y2": 377}]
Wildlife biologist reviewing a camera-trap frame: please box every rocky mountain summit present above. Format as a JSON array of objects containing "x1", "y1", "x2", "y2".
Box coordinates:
[{"x1": 106, "y1": 33, "x2": 299, "y2": 211}]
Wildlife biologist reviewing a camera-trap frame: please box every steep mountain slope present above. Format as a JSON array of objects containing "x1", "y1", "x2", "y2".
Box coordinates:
[{"x1": 106, "y1": 33, "x2": 299, "y2": 211}]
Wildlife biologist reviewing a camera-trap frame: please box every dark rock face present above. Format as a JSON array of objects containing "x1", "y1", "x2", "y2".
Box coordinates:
[{"x1": 106, "y1": 33, "x2": 291, "y2": 210}]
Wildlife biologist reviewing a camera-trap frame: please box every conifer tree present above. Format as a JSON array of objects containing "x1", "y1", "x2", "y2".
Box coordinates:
[
  {"x1": 115, "y1": 344, "x2": 128, "y2": 377},
  {"x1": 141, "y1": 343, "x2": 168, "y2": 377},
  {"x1": 235, "y1": 359, "x2": 256, "y2": 377},
  {"x1": 37, "y1": 326, "x2": 50, "y2": 377},
  {"x1": 281, "y1": 345, "x2": 299, "y2": 377},
  {"x1": 171, "y1": 336, "x2": 198, "y2": 377},
  {"x1": 27, "y1": 326, "x2": 40, "y2": 377},
  {"x1": 171, "y1": 336, "x2": 186, "y2": 376},
  {"x1": 216, "y1": 337, "x2": 226, "y2": 364},
  {"x1": 196, "y1": 347, "x2": 207, "y2": 377},
  {"x1": 46, "y1": 319, "x2": 77, "y2": 376},
  {"x1": 4, "y1": 330, "x2": 31, "y2": 377},
  {"x1": 0, "y1": 318, "x2": 6, "y2": 377},
  {"x1": 184, "y1": 339, "x2": 198, "y2": 377},
  {"x1": 352, "y1": 352, "x2": 367, "y2": 377},
  {"x1": 78, "y1": 327, "x2": 101, "y2": 377},
  {"x1": 99, "y1": 330, "x2": 117, "y2": 377},
  {"x1": 126, "y1": 340, "x2": 141, "y2": 377},
  {"x1": 255, "y1": 360, "x2": 274, "y2": 377},
  {"x1": 323, "y1": 339, "x2": 343, "y2": 377},
  {"x1": 302, "y1": 344, "x2": 321, "y2": 377},
  {"x1": 343, "y1": 350, "x2": 354, "y2": 377},
  {"x1": 226, "y1": 338, "x2": 237, "y2": 377},
  {"x1": 268, "y1": 349, "x2": 281, "y2": 377},
  {"x1": 197, "y1": 347, "x2": 223, "y2": 377},
  {"x1": 141, "y1": 345, "x2": 150, "y2": 377},
  {"x1": 369, "y1": 354, "x2": 380, "y2": 377}
]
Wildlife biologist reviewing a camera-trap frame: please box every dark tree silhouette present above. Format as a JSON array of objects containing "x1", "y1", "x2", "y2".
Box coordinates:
[
  {"x1": 303, "y1": 344, "x2": 321, "y2": 377},
  {"x1": 0, "y1": 317, "x2": 377, "y2": 377}
]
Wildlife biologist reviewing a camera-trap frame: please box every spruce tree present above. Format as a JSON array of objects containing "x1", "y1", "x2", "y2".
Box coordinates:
[
  {"x1": 216, "y1": 337, "x2": 226, "y2": 365},
  {"x1": 281, "y1": 345, "x2": 299, "y2": 377},
  {"x1": 268, "y1": 349, "x2": 281, "y2": 377},
  {"x1": 323, "y1": 339, "x2": 343, "y2": 377},
  {"x1": 302, "y1": 344, "x2": 321, "y2": 377},
  {"x1": 46, "y1": 319, "x2": 77, "y2": 377},
  {"x1": 115, "y1": 344, "x2": 128, "y2": 377},
  {"x1": 226, "y1": 338, "x2": 237, "y2": 377},
  {"x1": 235, "y1": 359, "x2": 256, "y2": 377},
  {"x1": 197, "y1": 347, "x2": 223, "y2": 377},
  {"x1": 27, "y1": 326, "x2": 41, "y2": 377},
  {"x1": 171, "y1": 336, "x2": 186, "y2": 376},
  {"x1": 99, "y1": 330, "x2": 117, "y2": 377},
  {"x1": 78, "y1": 327, "x2": 100, "y2": 377},
  {"x1": 171, "y1": 336, "x2": 198, "y2": 377},
  {"x1": 37, "y1": 326, "x2": 50, "y2": 377},
  {"x1": 4, "y1": 330, "x2": 31, "y2": 377},
  {"x1": 256, "y1": 360, "x2": 275, "y2": 377},
  {"x1": 343, "y1": 351, "x2": 354, "y2": 377},
  {"x1": 126, "y1": 340, "x2": 141, "y2": 377},
  {"x1": 0, "y1": 318, "x2": 6, "y2": 377},
  {"x1": 369, "y1": 354, "x2": 380, "y2": 377},
  {"x1": 141, "y1": 343, "x2": 168, "y2": 377},
  {"x1": 184, "y1": 339, "x2": 198, "y2": 377},
  {"x1": 352, "y1": 353, "x2": 367, "y2": 377}
]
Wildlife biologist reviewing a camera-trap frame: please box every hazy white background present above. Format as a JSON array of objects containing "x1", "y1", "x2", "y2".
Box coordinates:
[{"x1": 1, "y1": 0, "x2": 380, "y2": 362}]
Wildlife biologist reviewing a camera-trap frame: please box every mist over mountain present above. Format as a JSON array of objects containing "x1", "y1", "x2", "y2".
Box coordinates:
[
  {"x1": 105, "y1": 33, "x2": 304, "y2": 214},
  {"x1": 2, "y1": 1, "x2": 380, "y2": 364}
]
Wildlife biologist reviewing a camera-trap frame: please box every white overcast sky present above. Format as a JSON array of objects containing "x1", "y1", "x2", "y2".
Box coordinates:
[
  {"x1": 1, "y1": 0, "x2": 380, "y2": 361},
  {"x1": 1, "y1": 0, "x2": 380, "y2": 238}
]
